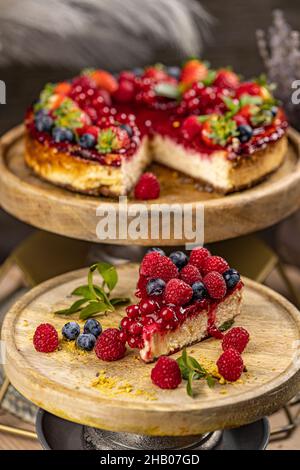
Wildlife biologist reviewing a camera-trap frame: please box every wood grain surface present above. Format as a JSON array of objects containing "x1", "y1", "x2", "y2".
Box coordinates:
[
  {"x1": 2, "y1": 264, "x2": 300, "y2": 436},
  {"x1": 1, "y1": 126, "x2": 300, "y2": 246}
]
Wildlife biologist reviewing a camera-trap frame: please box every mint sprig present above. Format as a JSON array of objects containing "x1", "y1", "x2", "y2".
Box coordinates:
[
  {"x1": 55, "y1": 262, "x2": 130, "y2": 319},
  {"x1": 177, "y1": 349, "x2": 215, "y2": 397}
]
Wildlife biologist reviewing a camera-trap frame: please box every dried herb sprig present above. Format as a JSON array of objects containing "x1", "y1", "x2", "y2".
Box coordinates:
[{"x1": 55, "y1": 262, "x2": 130, "y2": 320}]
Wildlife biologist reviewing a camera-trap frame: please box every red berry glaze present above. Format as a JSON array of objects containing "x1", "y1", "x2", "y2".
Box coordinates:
[
  {"x1": 134, "y1": 172, "x2": 160, "y2": 200},
  {"x1": 164, "y1": 279, "x2": 193, "y2": 306},
  {"x1": 180, "y1": 264, "x2": 202, "y2": 285},
  {"x1": 203, "y1": 271, "x2": 227, "y2": 300},
  {"x1": 151, "y1": 356, "x2": 182, "y2": 389},
  {"x1": 95, "y1": 328, "x2": 126, "y2": 362},
  {"x1": 222, "y1": 327, "x2": 250, "y2": 353},
  {"x1": 201, "y1": 256, "x2": 230, "y2": 275},
  {"x1": 140, "y1": 251, "x2": 178, "y2": 282},
  {"x1": 139, "y1": 299, "x2": 158, "y2": 315},
  {"x1": 217, "y1": 348, "x2": 244, "y2": 382},
  {"x1": 33, "y1": 323, "x2": 59, "y2": 353},
  {"x1": 189, "y1": 247, "x2": 211, "y2": 270}
]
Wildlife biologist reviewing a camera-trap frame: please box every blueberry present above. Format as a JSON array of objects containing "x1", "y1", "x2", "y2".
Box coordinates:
[
  {"x1": 147, "y1": 247, "x2": 166, "y2": 256},
  {"x1": 52, "y1": 126, "x2": 74, "y2": 143},
  {"x1": 271, "y1": 106, "x2": 278, "y2": 117},
  {"x1": 238, "y1": 125, "x2": 253, "y2": 143},
  {"x1": 76, "y1": 333, "x2": 96, "y2": 351},
  {"x1": 132, "y1": 67, "x2": 143, "y2": 76},
  {"x1": 120, "y1": 124, "x2": 133, "y2": 137},
  {"x1": 192, "y1": 282, "x2": 208, "y2": 301},
  {"x1": 146, "y1": 278, "x2": 166, "y2": 296},
  {"x1": 79, "y1": 133, "x2": 96, "y2": 149},
  {"x1": 62, "y1": 321, "x2": 80, "y2": 341},
  {"x1": 169, "y1": 251, "x2": 188, "y2": 270},
  {"x1": 35, "y1": 112, "x2": 54, "y2": 133},
  {"x1": 223, "y1": 269, "x2": 240, "y2": 289},
  {"x1": 166, "y1": 66, "x2": 180, "y2": 79},
  {"x1": 83, "y1": 319, "x2": 102, "y2": 338}
]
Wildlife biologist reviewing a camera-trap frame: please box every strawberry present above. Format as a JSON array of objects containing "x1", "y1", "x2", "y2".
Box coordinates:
[
  {"x1": 96, "y1": 126, "x2": 130, "y2": 153},
  {"x1": 201, "y1": 114, "x2": 238, "y2": 148},
  {"x1": 143, "y1": 66, "x2": 169, "y2": 82},
  {"x1": 180, "y1": 59, "x2": 208, "y2": 90},
  {"x1": 236, "y1": 82, "x2": 271, "y2": 101},
  {"x1": 214, "y1": 69, "x2": 240, "y2": 90},
  {"x1": 54, "y1": 82, "x2": 72, "y2": 96},
  {"x1": 90, "y1": 70, "x2": 118, "y2": 94}
]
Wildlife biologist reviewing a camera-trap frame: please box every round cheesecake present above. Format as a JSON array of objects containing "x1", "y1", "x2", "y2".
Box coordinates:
[{"x1": 25, "y1": 62, "x2": 288, "y2": 196}]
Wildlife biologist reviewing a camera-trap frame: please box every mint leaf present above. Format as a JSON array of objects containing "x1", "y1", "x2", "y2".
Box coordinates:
[
  {"x1": 79, "y1": 301, "x2": 112, "y2": 320},
  {"x1": 55, "y1": 298, "x2": 88, "y2": 315},
  {"x1": 110, "y1": 297, "x2": 130, "y2": 306},
  {"x1": 219, "y1": 319, "x2": 234, "y2": 332},
  {"x1": 206, "y1": 376, "x2": 216, "y2": 388},
  {"x1": 97, "y1": 262, "x2": 118, "y2": 291},
  {"x1": 71, "y1": 284, "x2": 104, "y2": 300},
  {"x1": 154, "y1": 83, "x2": 180, "y2": 100},
  {"x1": 187, "y1": 371, "x2": 197, "y2": 397}
]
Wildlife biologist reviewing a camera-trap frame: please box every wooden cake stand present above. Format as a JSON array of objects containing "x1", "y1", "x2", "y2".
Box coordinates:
[
  {"x1": 2, "y1": 264, "x2": 300, "y2": 445},
  {"x1": 1, "y1": 126, "x2": 300, "y2": 245}
]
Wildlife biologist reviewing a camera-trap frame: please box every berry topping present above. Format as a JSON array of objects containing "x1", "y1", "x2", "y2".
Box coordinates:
[
  {"x1": 191, "y1": 281, "x2": 208, "y2": 301},
  {"x1": 189, "y1": 247, "x2": 211, "y2": 270},
  {"x1": 88, "y1": 69, "x2": 118, "y2": 93},
  {"x1": 62, "y1": 321, "x2": 80, "y2": 341},
  {"x1": 139, "y1": 298, "x2": 158, "y2": 315},
  {"x1": 95, "y1": 328, "x2": 126, "y2": 361},
  {"x1": 216, "y1": 348, "x2": 244, "y2": 382},
  {"x1": 96, "y1": 126, "x2": 130, "y2": 153},
  {"x1": 114, "y1": 79, "x2": 135, "y2": 103},
  {"x1": 125, "y1": 304, "x2": 140, "y2": 319},
  {"x1": 134, "y1": 172, "x2": 160, "y2": 200},
  {"x1": 33, "y1": 323, "x2": 59, "y2": 353},
  {"x1": 203, "y1": 271, "x2": 227, "y2": 300},
  {"x1": 76, "y1": 333, "x2": 96, "y2": 351},
  {"x1": 213, "y1": 69, "x2": 240, "y2": 90},
  {"x1": 160, "y1": 306, "x2": 177, "y2": 326},
  {"x1": 52, "y1": 126, "x2": 74, "y2": 143},
  {"x1": 222, "y1": 327, "x2": 250, "y2": 353},
  {"x1": 83, "y1": 319, "x2": 102, "y2": 338},
  {"x1": 180, "y1": 264, "x2": 202, "y2": 286},
  {"x1": 169, "y1": 251, "x2": 188, "y2": 270},
  {"x1": 120, "y1": 123, "x2": 134, "y2": 137},
  {"x1": 237, "y1": 124, "x2": 253, "y2": 143},
  {"x1": 180, "y1": 59, "x2": 208, "y2": 90},
  {"x1": 181, "y1": 115, "x2": 202, "y2": 140},
  {"x1": 201, "y1": 256, "x2": 230, "y2": 275},
  {"x1": 140, "y1": 251, "x2": 178, "y2": 282},
  {"x1": 128, "y1": 321, "x2": 143, "y2": 336},
  {"x1": 164, "y1": 278, "x2": 193, "y2": 306},
  {"x1": 146, "y1": 247, "x2": 165, "y2": 256},
  {"x1": 151, "y1": 356, "x2": 182, "y2": 389},
  {"x1": 79, "y1": 133, "x2": 96, "y2": 149},
  {"x1": 223, "y1": 269, "x2": 241, "y2": 289},
  {"x1": 35, "y1": 111, "x2": 53, "y2": 132},
  {"x1": 146, "y1": 278, "x2": 166, "y2": 296}
]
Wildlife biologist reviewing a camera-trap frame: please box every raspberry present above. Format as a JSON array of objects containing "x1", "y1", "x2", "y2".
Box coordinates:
[
  {"x1": 164, "y1": 279, "x2": 193, "y2": 306},
  {"x1": 222, "y1": 327, "x2": 250, "y2": 353},
  {"x1": 33, "y1": 323, "x2": 59, "y2": 353},
  {"x1": 189, "y1": 247, "x2": 211, "y2": 270},
  {"x1": 95, "y1": 328, "x2": 126, "y2": 362},
  {"x1": 140, "y1": 252, "x2": 178, "y2": 282},
  {"x1": 216, "y1": 348, "x2": 244, "y2": 382},
  {"x1": 203, "y1": 271, "x2": 227, "y2": 300},
  {"x1": 114, "y1": 79, "x2": 135, "y2": 103},
  {"x1": 151, "y1": 356, "x2": 182, "y2": 389},
  {"x1": 180, "y1": 264, "x2": 202, "y2": 285},
  {"x1": 134, "y1": 172, "x2": 160, "y2": 200},
  {"x1": 201, "y1": 256, "x2": 229, "y2": 275}
]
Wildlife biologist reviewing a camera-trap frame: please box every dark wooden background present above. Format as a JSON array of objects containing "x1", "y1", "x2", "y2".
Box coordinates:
[{"x1": 0, "y1": 0, "x2": 299, "y2": 262}]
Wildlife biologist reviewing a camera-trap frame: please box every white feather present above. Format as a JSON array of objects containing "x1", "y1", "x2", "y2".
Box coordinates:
[{"x1": 0, "y1": 0, "x2": 212, "y2": 69}]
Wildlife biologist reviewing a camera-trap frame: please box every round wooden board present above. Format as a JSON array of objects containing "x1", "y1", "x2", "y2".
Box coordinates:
[
  {"x1": 2, "y1": 264, "x2": 300, "y2": 436},
  {"x1": 1, "y1": 126, "x2": 300, "y2": 245}
]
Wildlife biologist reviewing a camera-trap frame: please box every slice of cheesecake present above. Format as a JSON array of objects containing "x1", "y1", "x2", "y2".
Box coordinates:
[{"x1": 120, "y1": 247, "x2": 243, "y2": 362}]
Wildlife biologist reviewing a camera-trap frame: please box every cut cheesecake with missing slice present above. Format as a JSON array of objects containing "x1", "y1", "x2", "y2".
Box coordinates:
[{"x1": 120, "y1": 247, "x2": 243, "y2": 362}]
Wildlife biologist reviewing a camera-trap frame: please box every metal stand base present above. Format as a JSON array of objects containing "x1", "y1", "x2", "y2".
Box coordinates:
[
  {"x1": 82, "y1": 428, "x2": 222, "y2": 450},
  {"x1": 36, "y1": 409, "x2": 270, "y2": 450}
]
